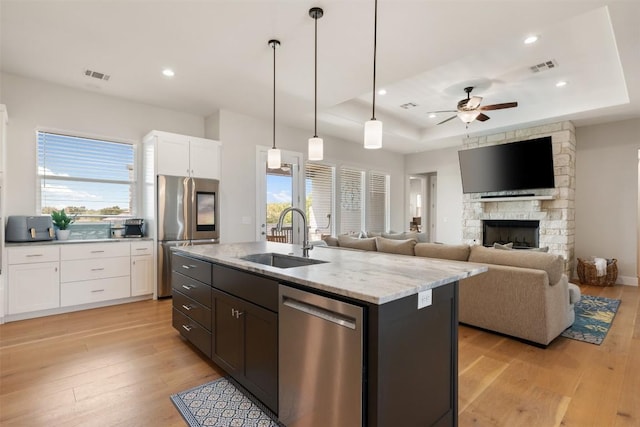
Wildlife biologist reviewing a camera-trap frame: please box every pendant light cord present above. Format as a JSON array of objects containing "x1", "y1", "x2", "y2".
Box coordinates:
[
  {"x1": 272, "y1": 41, "x2": 277, "y2": 150},
  {"x1": 314, "y1": 14, "x2": 318, "y2": 137},
  {"x1": 371, "y1": 0, "x2": 378, "y2": 120}
]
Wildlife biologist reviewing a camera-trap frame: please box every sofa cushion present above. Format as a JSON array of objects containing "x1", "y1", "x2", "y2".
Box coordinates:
[
  {"x1": 322, "y1": 235, "x2": 339, "y2": 246},
  {"x1": 468, "y1": 245, "x2": 564, "y2": 284},
  {"x1": 375, "y1": 237, "x2": 417, "y2": 256},
  {"x1": 414, "y1": 243, "x2": 470, "y2": 261},
  {"x1": 337, "y1": 235, "x2": 377, "y2": 251}
]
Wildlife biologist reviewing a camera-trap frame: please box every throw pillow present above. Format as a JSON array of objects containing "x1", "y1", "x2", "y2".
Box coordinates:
[
  {"x1": 375, "y1": 237, "x2": 417, "y2": 256},
  {"x1": 493, "y1": 242, "x2": 513, "y2": 250},
  {"x1": 322, "y1": 235, "x2": 339, "y2": 246},
  {"x1": 381, "y1": 231, "x2": 406, "y2": 240},
  {"x1": 337, "y1": 235, "x2": 377, "y2": 251},
  {"x1": 415, "y1": 243, "x2": 471, "y2": 261}
]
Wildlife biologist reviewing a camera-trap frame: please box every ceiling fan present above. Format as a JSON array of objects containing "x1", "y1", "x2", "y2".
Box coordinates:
[{"x1": 430, "y1": 86, "x2": 518, "y2": 125}]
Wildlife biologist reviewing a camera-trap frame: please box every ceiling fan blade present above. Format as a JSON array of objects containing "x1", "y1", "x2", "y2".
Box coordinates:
[
  {"x1": 480, "y1": 102, "x2": 518, "y2": 111},
  {"x1": 437, "y1": 115, "x2": 457, "y2": 125},
  {"x1": 476, "y1": 113, "x2": 490, "y2": 122},
  {"x1": 467, "y1": 96, "x2": 482, "y2": 109}
]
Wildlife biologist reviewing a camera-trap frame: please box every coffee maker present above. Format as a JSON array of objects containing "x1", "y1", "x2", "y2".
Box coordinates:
[{"x1": 123, "y1": 218, "x2": 144, "y2": 237}]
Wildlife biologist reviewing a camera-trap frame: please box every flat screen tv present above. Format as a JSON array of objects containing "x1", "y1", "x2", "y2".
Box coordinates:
[{"x1": 458, "y1": 136, "x2": 555, "y2": 194}]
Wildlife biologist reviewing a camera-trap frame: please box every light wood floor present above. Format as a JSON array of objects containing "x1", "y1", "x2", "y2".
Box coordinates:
[{"x1": 0, "y1": 284, "x2": 638, "y2": 427}]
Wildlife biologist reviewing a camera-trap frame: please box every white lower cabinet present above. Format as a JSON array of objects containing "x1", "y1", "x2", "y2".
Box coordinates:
[
  {"x1": 131, "y1": 240, "x2": 153, "y2": 296},
  {"x1": 61, "y1": 276, "x2": 131, "y2": 306},
  {"x1": 8, "y1": 261, "x2": 60, "y2": 314},
  {"x1": 60, "y1": 242, "x2": 131, "y2": 307},
  {"x1": 6, "y1": 241, "x2": 153, "y2": 320},
  {"x1": 7, "y1": 246, "x2": 60, "y2": 315}
]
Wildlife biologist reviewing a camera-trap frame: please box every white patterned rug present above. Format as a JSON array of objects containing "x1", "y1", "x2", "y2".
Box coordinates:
[{"x1": 170, "y1": 377, "x2": 281, "y2": 427}]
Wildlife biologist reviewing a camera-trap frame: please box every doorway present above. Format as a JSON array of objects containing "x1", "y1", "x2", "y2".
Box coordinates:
[
  {"x1": 408, "y1": 172, "x2": 437, "y2": 241},
  {"x1": 256, "y1": 147, "x2": 303, "y2": 243}
]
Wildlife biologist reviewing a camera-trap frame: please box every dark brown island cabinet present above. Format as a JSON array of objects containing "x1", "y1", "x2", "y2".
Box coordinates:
[{"x1": 172, "y1": 251, "x2": 458, "y2": 426}]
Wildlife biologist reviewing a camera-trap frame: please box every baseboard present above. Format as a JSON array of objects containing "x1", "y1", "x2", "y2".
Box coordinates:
[
  {"x1": 617, "y1": 275, "x2": 638, "y2": 286},
  {"x1": 570, "y1": 275, "x2": 638, "y2": 286}
]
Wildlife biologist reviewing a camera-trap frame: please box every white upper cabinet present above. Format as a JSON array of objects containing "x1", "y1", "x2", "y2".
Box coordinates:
[{"x1": 144, "y1": 130, "x2": 221, "y2": 180}]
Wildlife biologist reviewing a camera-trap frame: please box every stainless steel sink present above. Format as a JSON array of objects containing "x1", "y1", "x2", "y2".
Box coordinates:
[{"x1": 240, "y1": 253, "x2": 328, "y2": 269}]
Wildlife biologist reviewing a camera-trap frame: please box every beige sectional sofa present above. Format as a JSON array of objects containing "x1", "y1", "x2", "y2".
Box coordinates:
[{"x1": 324, "y1": 234, "x2": 580, "y2": 346}]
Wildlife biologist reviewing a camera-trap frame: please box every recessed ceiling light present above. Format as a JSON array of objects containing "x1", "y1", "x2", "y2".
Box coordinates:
[
  {"x1": 378, "y1": 89, "x2": 387, "y2": 95},
  {"x1": 556, "y1": 80, "x2": 568, "y2": 87},
  {"x1": 162, "y1": 68, "x2": 175, "y2": 77},
  {"x1": 428, "y1": 113, "x2": 436, "y2": 119},
  {"x1": 524, "y1": 35, "x2": 539, "y2": 45}
]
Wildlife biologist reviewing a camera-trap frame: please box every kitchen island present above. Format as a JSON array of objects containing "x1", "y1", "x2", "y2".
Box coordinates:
[{"x1": 172, "y1": 242, "x2": 487, "y2": 427}]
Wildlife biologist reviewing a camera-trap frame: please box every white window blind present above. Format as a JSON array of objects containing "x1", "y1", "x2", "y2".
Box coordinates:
[
  {"x1": 37, "y1": 131, "x2": 136, "y2": 219},
  {"x1": 366, "y1": 171, "x2": 389, "y2": 233},
  {"x1": 305, "y1": 162, "x2": 335, "y2": 239},
  {"x1": 339, "y1": 167, "x2": 365, "y2": 234}
]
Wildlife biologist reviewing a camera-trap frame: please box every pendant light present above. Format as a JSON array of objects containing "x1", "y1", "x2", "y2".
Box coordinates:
[
  {"x1": 364, "y1": 0, "x2": 382, "y2": 149},
  {"x1": 308, "y1": 7, "x2": 324, "y2": 161},
  {"x1": 267, "y1": 39, "x2": 282, "y2": 169}
]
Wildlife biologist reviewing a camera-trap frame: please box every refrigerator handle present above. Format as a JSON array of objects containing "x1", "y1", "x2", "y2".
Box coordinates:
[{"x1": 183, "y1": 177, "x2": 190, "y2": 239}]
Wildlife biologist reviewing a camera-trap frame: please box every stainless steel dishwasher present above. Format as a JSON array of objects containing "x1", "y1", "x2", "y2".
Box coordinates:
[{"x1": 279, "y1": 284, "x2": 364, "y2": 427}]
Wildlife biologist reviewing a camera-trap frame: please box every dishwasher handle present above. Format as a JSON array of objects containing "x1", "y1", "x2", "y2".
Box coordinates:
[{"x1": 282, "y1": 296, "x2": 357, "y2": 330}]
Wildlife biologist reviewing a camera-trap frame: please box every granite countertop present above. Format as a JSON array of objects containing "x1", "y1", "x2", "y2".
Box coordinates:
[
  {"x1": 5, "y1": 237, "x2": 153, "y2": 247},
  {"x1": 174, "y1": 242, "x2": 488, "y2": 305}
]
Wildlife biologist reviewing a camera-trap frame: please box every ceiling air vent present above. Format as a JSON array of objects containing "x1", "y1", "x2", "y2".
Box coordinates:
[
  {"x1": 400, "y1": 102, "x2": 418, "y2": 109},
  {"x1": 530, "y1": 59, "x2": 558, "y2": 73},
  {"x1": 84, "y1": 69, "x2": 111, "y2": 81}
]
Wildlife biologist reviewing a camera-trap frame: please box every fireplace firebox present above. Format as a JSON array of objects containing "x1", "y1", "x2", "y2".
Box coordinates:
[{"x1": 483, "y1": 220, "x2": 540, "y2": 249}]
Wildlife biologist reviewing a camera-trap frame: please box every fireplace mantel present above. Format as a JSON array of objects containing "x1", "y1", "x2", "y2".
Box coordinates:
[{"x1": 477, "y1": 195, "x2": 554, "y2": 203}]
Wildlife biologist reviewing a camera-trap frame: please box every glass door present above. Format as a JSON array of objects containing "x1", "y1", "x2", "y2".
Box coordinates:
[{"x1": 256, "y1": 148, "x2": 303, "y2": 243}]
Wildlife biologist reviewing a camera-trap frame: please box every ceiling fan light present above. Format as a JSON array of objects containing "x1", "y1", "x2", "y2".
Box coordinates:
[
  {"x1": 458, "y1": 110, "x2": 481, "y2": 124},
  {"x1": 267, "y1": 148, "x2": 281, "y2": 169},
  {"x1": 308, "y1": 136, "x2": 323, "y2": 161},
  {"x1": 364, "y1": 119, "x2": 383, "y2": 149}
]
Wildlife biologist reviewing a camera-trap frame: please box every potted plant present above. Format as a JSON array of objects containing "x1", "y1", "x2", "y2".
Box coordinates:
[{"x1": 51, "y1": 208, "x2": 76, "y2": 240}]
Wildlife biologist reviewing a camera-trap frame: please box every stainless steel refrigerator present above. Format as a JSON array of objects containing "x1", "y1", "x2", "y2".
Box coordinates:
[{"x1": 157, "y1": 175, "x2": 219, "y2": 297}]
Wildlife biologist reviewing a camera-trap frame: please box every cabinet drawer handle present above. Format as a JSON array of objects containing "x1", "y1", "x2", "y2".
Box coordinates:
[
  {"x1": 135, "y1": 248, "x2": 148, "y2": 251},
  {"x1": 182, "y1": 285, "x2": 192, "y2": 290},
  {"x1": 26, "y1": 254, "x2": 44, "y2": 257},
  {"x1": 181, "y1": 264, "x2": 197, "y2": 270},
  {"x1": 182, "y1": 304, "x2": 193, "y2": 311},
  {"x1": 91, "y1": 289, "x2": 105, "y2": 293},
  {"x1": 182, "y1": 324, "x2": 193, "y2": 332},
  {"x1": 91, "y1": 268, "x2": 105, "y2": 271},
  {"x1": 91, "y1": 250, "x2": 105, "y2": 253}
]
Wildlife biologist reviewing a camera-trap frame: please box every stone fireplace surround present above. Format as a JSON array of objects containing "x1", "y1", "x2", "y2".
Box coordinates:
[{"x1": 462, "y1": 122, "x2": 576, "y2": 276}]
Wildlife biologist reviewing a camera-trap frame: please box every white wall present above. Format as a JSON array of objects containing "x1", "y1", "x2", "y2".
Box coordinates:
[
  {"x1": 575, "y1": 118, "x2": 639, "y2": 285},
  {"x1": 0, "y1": 72, "x2": 205, "y2": 217},
  {"x1": 0, "y1": 73, "x2": 404, "y2": 244},
  {"x1": 405, "y1": 146, "x2": 463, "y2": 244},
  {"x1": 213, "y1": 109, "x2": 406, "y2": 243}
]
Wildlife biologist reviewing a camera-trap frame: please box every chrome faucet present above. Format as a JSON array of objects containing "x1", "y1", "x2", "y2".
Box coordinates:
[{"x1": 276, "y1": 207, "x2": 313, "y2": 257}]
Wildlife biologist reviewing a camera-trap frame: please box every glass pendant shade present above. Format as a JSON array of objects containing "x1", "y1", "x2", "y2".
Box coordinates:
[
  {"x1": 458, "y1": 110, "x2": 481, "y2": 124},
  {"x1": 364, "y1": 119, "x2": 383, "y2": 149},
  {"x1": 308, "y1": 136, "x2": 323, "y2": 161},
  {"x1": 267, "y1": 147, "x2": 281, "y2": 169}
]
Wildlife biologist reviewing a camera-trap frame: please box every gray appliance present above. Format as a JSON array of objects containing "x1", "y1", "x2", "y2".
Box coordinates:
[
  {"x1": 279, "y1": 284, "x2": 364, "y2": 426},
  {"x1": 157, "y1": 175, "x2": 219, "y2": 297},
  {"x1": 6, "y1": 215, "x2": 55, "y2": 242}
]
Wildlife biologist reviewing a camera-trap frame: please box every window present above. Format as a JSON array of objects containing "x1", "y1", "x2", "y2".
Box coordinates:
[
  {"x1": 339, "y1": 167, "x2": 365, "y2": 234},
  {"x1": 37, "y1": 131, "x2": 136, "y2": 221},
  {"x1": 305, "y1": 163, "x2": 334, "y2": 240},
  {"x1": 366, "y1": 171, "x2": 389, "y2": 233}
]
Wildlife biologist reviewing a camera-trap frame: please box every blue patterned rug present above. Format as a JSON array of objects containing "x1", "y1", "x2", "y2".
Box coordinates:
[
  {"x1": 171, "y1": 377, "x2": 281, "y2": 427},
  {"x1": 561, "y1": 295, "x2": 621, "y2": 345}
]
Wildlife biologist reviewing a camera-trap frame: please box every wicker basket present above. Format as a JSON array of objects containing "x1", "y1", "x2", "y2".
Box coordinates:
[{"x1": 577, "y1": 258, "x2": 618, "y2": 286}]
